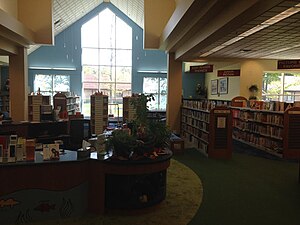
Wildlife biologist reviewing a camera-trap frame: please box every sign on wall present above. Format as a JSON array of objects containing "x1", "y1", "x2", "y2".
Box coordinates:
[
  {"x1": 217, "y1": 70, "x2": 240, "y2": 77},
  {"x1": 190, "y1": 64, "x2": 213, "y2": 73},
  {"x1": 277, "y1": 60, "x2": 300, "y2": 69}
]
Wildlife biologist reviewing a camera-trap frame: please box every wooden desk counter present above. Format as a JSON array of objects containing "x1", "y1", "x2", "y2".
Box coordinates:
[{"x1": 0, "y1": 150, "x2": 172, "y2": 224}]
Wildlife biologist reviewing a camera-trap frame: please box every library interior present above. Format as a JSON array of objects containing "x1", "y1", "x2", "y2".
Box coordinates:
[{"x1": 0, "y1": 1, "x2": 300, "y2": 225}]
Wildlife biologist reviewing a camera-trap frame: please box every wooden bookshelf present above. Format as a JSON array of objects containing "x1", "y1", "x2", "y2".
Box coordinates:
[
  {"x1": 0, "y1": 92, "x2": 9, "y2": 112},
  {"x1": 90, "y1": 93, "x2": 108, "y2": 135},
  {"x1": 28, "y1": 95, "x2": 50, "y2": 122},
  {"x1": 53, "y1": 92, "x2": 80, "y2": 116},
  {"x1": 123, "y1": 96, "x2": 137, "y2": 123},
  {"x1": 181, "y1": 98, "x2": 232, "y2": 159}
]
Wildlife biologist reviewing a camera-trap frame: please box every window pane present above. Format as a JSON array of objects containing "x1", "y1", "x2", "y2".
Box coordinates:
[
  {"x1": 160, "y1": 78, "x2": 167, "y2": 93},
  {"x1": 116, "y1": 83, "x2": 131, "y2": 98},
  {"x1": 143, "y1": 77, "x2": 159, "y2": 93},
  {"x1": 82, "y1": 66, "x2": 99, "y2": 82},
  {"x1": 100, "y1": 66, "x2": 115, "y2": 82},
  {"x1": 81, "y1": 16, "x2": 99, "y2": 48},
  {"x1": 160, "y1": 94, "x2": 167, "y2": 110},
  {"x1": 147, "y1": 94, "x2": 159, "y2": 110},
  {"x1": 53, "y1": 75, "x2": 70, "y2": 92},
  {"x1": 83, "y1": 82, "x2": 99, "y2": 90},
  {"x1": 116, "y1": 67, "x2": 131, "y2": 83},
  {"x1": 116, "y1": 50, "x2": 131, "y2": 66},
  {"x1": 82, "y1": 48, "x2": 99, "y2": 65},
  {"x1": 99, "y1": 9, "x2": 115, "y2": 48},
  {"x1": 99, "y1": 83, "x2": 115, "y2": 97},
  {"x1": 116, "y1": 17, "x2": 132, "y2": 49},
  {"x1": 34, "y1": 74, "x2": 52, "y2": 92},
  {"x1": 100, "y1": 49, "x2": 115, "y2": 66}
]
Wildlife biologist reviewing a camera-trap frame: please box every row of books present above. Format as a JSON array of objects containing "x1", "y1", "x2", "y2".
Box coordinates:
[
  {"x1": 233, "y1": 120, "x2": 283, "y2": 140},
  {"x1": 233, "y1": 130, "x2": 283, "y2": 153},
  {"x1": 181, "y1": 131, "x2": 208, "y2": 154},
  {"x1": 181, "y1": 124, "x2": 209, "y2": 143},
  {"x1": 232, "y1": 109, "x2": 284, "y2": 126},
  {"x1": 181, "y1": 108, "x2": 210, "y2": 123},
  {"x1": 182, "y1": 99, "x2": 230, "y2": 111},
  {"x1": 181, "y1": 115, "x2": 209, "y2": 131}
]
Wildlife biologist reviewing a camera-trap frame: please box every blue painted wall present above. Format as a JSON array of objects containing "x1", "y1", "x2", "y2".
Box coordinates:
[
  {"x1": 182, "y1": 63, "x2": 205, "y2": 98},
  {"x1": 28, "y1": 2, "x2": 167, "y2": 96}
]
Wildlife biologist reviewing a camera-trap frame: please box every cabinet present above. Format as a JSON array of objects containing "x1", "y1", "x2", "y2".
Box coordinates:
[
  {"x1": 181, "y1": 99, "x2": 232, "y2": 159},
  {"x1": 53, "y1": 92, "x2": 80, "y2": 116},
  {"x1": 28, "y1": 95, "x2": 51, "y2": 122},
  {"x1": 90, "y1": 93, "x2": 108, "y2": 135}
]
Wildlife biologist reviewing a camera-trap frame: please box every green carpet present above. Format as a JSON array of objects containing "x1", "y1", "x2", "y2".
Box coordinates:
[
  {"x1": 174, "y1": 148, "x2": 300, "y2": 225},
  {"x1": 27, "y1": 159, "x2": 203, "y2": 225}
]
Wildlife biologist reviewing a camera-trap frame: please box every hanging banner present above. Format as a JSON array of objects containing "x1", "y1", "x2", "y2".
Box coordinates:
[
  {"x1": 217, "y1": 70, "x2": 240, "y2": 77},
  {"x1": 190, "y1": 64, "x2": 213, "y2": 73},
  {"x1": 277, "y1": 60, "x2": 300, "y2": 69}
]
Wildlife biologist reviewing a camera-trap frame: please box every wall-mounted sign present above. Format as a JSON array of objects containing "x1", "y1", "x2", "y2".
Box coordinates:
[
  {"x1": 277, "y1": 60, "x2": 300, "y2": 69},
  {"x1": 190, "y1": 64, "x2": 213, "y2": 73},
  {"x1": 217, "y1": 70, "x2": 240, "y2": 77}
]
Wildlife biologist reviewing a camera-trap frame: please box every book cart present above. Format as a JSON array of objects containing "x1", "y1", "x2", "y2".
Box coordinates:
[{"x1": 181, "y1": 99, "x2": 232, "y2": 159}]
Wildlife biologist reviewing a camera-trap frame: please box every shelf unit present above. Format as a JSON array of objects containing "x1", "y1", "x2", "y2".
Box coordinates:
[
  {"x1": 123, "y1": 96, "x2": 137, "y2": 123},
  {"x1": 231, "y1": 106, "x2": 284, "y2": 157},
  {"x1": 28, "y1": 95, "x2": 50, "y2": 122},
  {"x1": 53, "y1": 92, "x2": 80, "y2": 116},
  {"x1": 90, "y1": 93, "x2": 108, "y2": 135},
  {"x1": 181, "y1": 99, "x2": 232, "y2": 159},
  {"x1": 0, "y1": 92, "x2": 9, "y2": 112}
]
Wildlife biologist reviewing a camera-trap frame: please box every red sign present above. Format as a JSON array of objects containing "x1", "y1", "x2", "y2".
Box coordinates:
[
  {"x1": 217, "y1": 70, "x2": 240, "y2": 77},
  {"x1": 277, "y1": 60, "x2": 300, "y2": 69},
  {"x1": 190, "y1": 64, "x2": 213, "y2": 73}
]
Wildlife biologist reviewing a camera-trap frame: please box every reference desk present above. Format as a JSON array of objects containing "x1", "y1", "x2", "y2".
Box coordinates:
[{"x1": 0, "y1": 150, "x2": 172, "y2": 225}]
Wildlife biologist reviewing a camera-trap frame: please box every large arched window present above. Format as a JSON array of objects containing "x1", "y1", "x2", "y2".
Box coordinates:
[{"x1": 81, "y1": 8, "x2": 132, "y2": 117}]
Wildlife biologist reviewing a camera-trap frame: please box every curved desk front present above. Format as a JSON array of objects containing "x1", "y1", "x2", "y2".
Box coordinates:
[{"x1": 0, "y1": 150, "x2": 172, "y2": 224}]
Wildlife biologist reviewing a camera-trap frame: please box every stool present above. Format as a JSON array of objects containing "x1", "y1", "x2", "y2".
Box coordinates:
[{"x1": 169, "y1": 134, "x2": 184, "y2": 154}]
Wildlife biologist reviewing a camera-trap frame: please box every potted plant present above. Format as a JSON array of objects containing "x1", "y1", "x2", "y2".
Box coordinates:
[{"x1": 107, "y1": 93, "x2": 171, "y2": 159}]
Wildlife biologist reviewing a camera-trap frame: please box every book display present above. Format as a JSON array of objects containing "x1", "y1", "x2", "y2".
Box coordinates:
[
  {"x1": 90, "y1": 92, "x2": 108, "y2": 135},
  {"x1": 28, "y1": 95, "x2": 51, "y2": 122},
  {"x1": 181, "y1": 99, "x2": 232, "y2": 159}
]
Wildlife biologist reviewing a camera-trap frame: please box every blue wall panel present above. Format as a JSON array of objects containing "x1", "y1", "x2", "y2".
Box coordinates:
[{"x1": 28, "y1": 2, "x2": 167, "y2": 98}]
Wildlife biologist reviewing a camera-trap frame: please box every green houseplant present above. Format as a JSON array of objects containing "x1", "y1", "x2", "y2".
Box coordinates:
[{"x1": 107, "y1": 93, "x2": 171, "y2": 159}]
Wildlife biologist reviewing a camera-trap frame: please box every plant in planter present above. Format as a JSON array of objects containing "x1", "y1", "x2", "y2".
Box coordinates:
[{"x1": 107, "y1": 93, "x2": 171, "y2": 159}]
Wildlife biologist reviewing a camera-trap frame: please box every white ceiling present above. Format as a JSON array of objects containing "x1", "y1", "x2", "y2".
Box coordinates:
[
  {"x1": 28, "y1": 0, "x2": 300, "y2": 62},
  {"x1": 28, "y1": 0, "x2": 144, "y2": 54}
]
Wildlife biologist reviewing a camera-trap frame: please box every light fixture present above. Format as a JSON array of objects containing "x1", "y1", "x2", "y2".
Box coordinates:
[
  {"x1": 29, "y1": 66, "x2": 76, "y2": 71},
  {"x1": 199, "y1": 3, "x2": 300, "y2": 57}
]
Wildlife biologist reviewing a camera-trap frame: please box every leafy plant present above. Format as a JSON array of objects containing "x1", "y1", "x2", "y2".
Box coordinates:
[{"x1": 107, "y1": 93, "x2": 171, "y2": 159}]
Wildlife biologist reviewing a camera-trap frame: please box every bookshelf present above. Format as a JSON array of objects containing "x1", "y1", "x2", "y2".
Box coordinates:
[
  {"x1": 123, "y1": 96, "x2": 137, "y2": 123},
  {"x1": 181, "y1": 99, "x2": 232, "y2": 159},
  {"x1": 231, "y1": 97, "x2": 300, "y2": 159},
  {"x1": 90, "y1": 93, "x2": 108, "y2": 135},
  {"x1": 53, "y1": 92, "x2": 80, "y2": 116},
  {"x1": 0, "y1": 92, "x2": 9, "y2": 112},
  {"x1": 28, "y1": 95, "x2": 51, "y2": 122}
]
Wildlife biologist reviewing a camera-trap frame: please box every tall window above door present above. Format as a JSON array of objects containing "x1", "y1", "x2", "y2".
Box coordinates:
[{"x1": 81, "y1": 8, "x2": 132, "y2": 117}]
